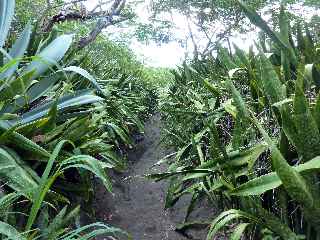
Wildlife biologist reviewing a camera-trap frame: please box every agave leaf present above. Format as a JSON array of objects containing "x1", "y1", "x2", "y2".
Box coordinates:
[
  {"x1": 42, "y1": 98, "x2": 58, "y2": 133},
  {"x1": 23, "y1": 34, "x2": 73, "y2": 78},
  {"x1": 6, "y1": 22, "x2": 32, "y2": 63},
  {"x1": 25, "y1": 140, "x2": 73, "y2": 231},
  {"x1": 207, "y1": 209, "x2": 257, "y2": 240},
  {"x1": 59, "y1": 222, "x2": 131, "y2": 240},
  {"x1": 61, "y1": 66, "x2": 105, "y2": 94},
  {"x1": 0, "y1": 58, "x2": 19, "y2": 79},
  {"x1": 0, "y1": 34, "x2": 74, "y2": 115},
  {"x1": 0, "y1": 192, "x2": 22, "y2": 217},
  {"x1": 0, "y1": 70, "x2": 35, "y2": 101},
  {"x1": 0, "y1": 113, "x2": 18, "y2": 120},
  {"x1": 59, "y1": 155, "x2": 113, "y2": 192},
  {"x1": 0, "y1": 221, "x2": 27, "y2": 240},
  {"x1": 1, "y1": 74, "x2": 59, "y2": 114},
  {"x1": 8, "y1": 90, "x2": 102, "y2": 126},
  {"x1": 0, "y1": 0, "x2": 15, "y2": 49},
  {"x1": 0, "y1": 22, "x2": 32, "y2": 81},
  {"x1": 0, "y1": 121, "x2": 50, "y2": 158},
  {"x1": 57, "y1": 109, "x2": 93, "y2": 123},
  {"x1": 0, "y1": 147, "x2": 38, "y2": 197},
  {"x1": 230, "y1": 223, "x2": 250, "y2": 240},
  {"x1": 106, "y1": 122, "x2": 132, "y2": 145}
]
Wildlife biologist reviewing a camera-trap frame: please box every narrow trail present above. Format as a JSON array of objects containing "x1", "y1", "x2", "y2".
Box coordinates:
[{"x1": 94, "y1": 114, "x2": 189, "y2": 240}]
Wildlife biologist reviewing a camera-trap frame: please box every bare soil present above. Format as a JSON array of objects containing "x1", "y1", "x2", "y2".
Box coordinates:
[{"x1": 93, "y1": 114, "x2": 216, "y2": 240}]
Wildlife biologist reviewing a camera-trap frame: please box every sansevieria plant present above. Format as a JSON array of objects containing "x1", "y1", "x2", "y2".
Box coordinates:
[{"x1": 155, "y1": 1, "x2": 320, "y2": 239}]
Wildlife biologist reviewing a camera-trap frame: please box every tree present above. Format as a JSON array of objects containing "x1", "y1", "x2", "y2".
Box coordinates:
[
  {"x1": 148, "y1": 0, "x2": 320, "y2": 58},
  {"x1": 16, "y1": 0, "x2": 130, "y2": 49}
]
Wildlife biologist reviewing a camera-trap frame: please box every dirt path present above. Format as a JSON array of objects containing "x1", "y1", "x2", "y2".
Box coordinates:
[{"x1": 93, "y1": 114, "x2": 189, "y2": 240}]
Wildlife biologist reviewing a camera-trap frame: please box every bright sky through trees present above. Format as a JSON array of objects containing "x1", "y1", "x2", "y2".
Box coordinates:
[{"x1": 83, "y1": 0, "x2": 319, "y2": 67}]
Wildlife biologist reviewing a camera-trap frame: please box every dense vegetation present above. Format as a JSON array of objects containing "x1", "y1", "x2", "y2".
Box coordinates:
[
  {"x1": 154, "y1": 2, "x2": 320, "y2": 240},
  {"x1": 0, "y1": 0, "x2": 157, "y2": 239},
  {"x1": 1, "y1": 0, "x2": 320, "y2": 239}
]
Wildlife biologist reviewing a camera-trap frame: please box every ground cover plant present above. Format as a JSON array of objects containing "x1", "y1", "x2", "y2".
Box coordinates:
[
  {"x1": 0, "y1": 0, "x2": 156, "y2": 239},
  {"x1": 154, "y1": 1, "x2": 320, "y2": 239}
]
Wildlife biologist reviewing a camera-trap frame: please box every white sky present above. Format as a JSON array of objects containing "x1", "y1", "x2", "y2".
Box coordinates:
[
  {"x1": 82, "y1": 0, "x2": 187, "y2": 67},
  {"x1": 83, "y1": 0, "x2": 319, "y2": 68},
  {"x1": 132, "y1": 41, "x2": 185, "y2": 67}
]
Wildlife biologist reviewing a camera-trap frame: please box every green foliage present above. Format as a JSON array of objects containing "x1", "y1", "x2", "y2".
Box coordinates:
[
  {"x1": 0, "y1": 0, "x2": 156, "y2": 239},
  {"x1": 156, "y1": 2, "x2": 320, "y2": 240}
]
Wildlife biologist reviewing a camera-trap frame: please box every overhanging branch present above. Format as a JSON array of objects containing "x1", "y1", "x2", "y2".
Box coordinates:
[
  {"x1": 77, "y1": 0, "x2": 126, "y2": 48},
  {"x1": 42, "y1": 0, "x2": 127, "y2": 49}
]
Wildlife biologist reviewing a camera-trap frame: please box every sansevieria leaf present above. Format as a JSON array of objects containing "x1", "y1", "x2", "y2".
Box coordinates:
[
  {"x1": 237, "y1": 1, "x2": 297, "y2": 65},
  {"x1": 259, "y1": 51, "x2": 286, "y2": 104},
  {"x1": 253, "y1": 115, "x2": 320, "y2": 232},
  {"x1": 231, "y1": 156, "x2": 320, "y2": 196},
  {"x1": 292, "y1": 77, "x2": 320, "y2": 162},
  {"x1": 305, "y1": 63, "x2": 320, "y2": 90}
]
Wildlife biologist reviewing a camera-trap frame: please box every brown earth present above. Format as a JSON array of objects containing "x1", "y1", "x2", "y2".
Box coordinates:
[{"x1": 92, "y1": 114, "x2": 218, "y2": 240}]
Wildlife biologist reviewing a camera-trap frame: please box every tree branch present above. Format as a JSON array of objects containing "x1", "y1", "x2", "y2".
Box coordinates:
[
  {"x1": 77, "y1": 0, "x2": 126, "y2": 49},
  {"x1": 186, "y1": 13, "x2": 199, "y2": 60},
  {"x1": 42, "y1": 0, "x2": 127, "y2": 49}
]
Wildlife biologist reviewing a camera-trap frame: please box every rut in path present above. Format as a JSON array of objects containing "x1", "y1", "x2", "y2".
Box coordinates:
[{"x1": 93, "y1": 114, "x2": 189, "y2": 240}]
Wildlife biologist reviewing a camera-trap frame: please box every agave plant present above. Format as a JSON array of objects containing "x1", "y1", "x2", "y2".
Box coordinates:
[{"x1": 0, "y1": 0, "x2": 146, "y2": 238}]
